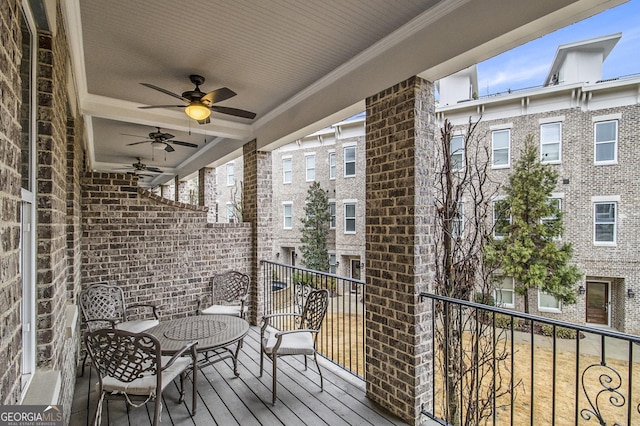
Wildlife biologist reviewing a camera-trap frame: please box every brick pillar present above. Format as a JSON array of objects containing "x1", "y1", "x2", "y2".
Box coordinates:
[
  {"x1": 365, "y1": 76, "x2": 435, "y2": 424},
  {"x1": 243, "y1": 140, "x2": 272, "y2": 325},
  {"x1": 198, "y1": 167, "x2": 216, "y2": 222}
]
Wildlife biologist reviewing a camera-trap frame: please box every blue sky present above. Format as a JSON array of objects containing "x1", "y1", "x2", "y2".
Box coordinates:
[{"x1": 477, "y1": 0, "x2": 640, "y2": 96}]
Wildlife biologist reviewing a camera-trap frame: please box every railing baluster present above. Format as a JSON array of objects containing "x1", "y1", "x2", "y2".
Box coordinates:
[
  {"x1": 530, "y1": 319, "x2": 535, "y2": 426},
  {"x1": 552, "y1": 324, "x2": 557, "y2": 425}
]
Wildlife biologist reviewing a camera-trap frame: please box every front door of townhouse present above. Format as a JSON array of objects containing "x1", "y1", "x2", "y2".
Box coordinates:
[
  {"x1": 586, "y1": 281, "x2": 609, "y2": 325},
  {"x1": 350, "y1": 259, "x2": 361, "y2": 292}
]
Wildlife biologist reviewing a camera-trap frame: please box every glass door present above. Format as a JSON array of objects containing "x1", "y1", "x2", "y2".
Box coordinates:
[{"x1": 586, "y1": 281, "x2": 609, "y2": 325}]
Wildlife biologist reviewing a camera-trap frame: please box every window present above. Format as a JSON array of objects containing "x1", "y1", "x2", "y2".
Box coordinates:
[
  {"x1": 305, "y1": 154, "x2": 315, "y2": 181},
  {"x1": 452, "y1": 201, "x2": 464, "y2": 238},
  {"x1": 283, "y1": 203, "x2": 293, "y2": 229},
  {"x1": 542, "y1": 197, "x2": 562, "y2": 238},
  {"x1": 492, "y1": 129, "x2": 510, "y2": 168},
  {"x1": 226, "y1": 203, "x2": 235, "y2": 223},
  {"x1": 594, "y1": 120, "x2": 617, "y2": 164},
  {"x1": 329, "y1": 254, "x2": 337, "y2": 274},
  {"x1": 540, "y1": 123, "x2": 561, "y2": 163},
  {"x1": 329, "y1": 152, "x2": 336, "y2": 180},
  {"x1": 329, "y1": 201, "x2": 336, "y2": 229},
  {"x1": 344, "y1": 202, "x2": 356, "y2": 234},
  {"x1": 538, "y1": 290, "x2": 561, "y2": 312},
  {"x1": 226, "y1": 163, "x2": 235, "y2": 186},
  {"x1": 492, "y1": 198, "x2": 511, "y2": 239},
  {"x1": 344, "y1": 146, "x2": 356, "y2": 177},
  {"x1": 450, "y1": 135, "x2": 464, "y2": 171},
  {"x1": 594, "y1": 202, "x2": 616, "y2": 244},
  {"x1": 494, "y1": 276, "x2": 514, "y2": 308},
  {"x1": 282, "y1": 157, "x2": 292, "y2": 183}
]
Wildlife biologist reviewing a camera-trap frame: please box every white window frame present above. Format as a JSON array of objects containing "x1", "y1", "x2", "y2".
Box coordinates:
[
  {"x1": 542, "y1": 194, "x2": 563, "y2": 240},
  {"x1": 450, "y1": 134, "x2": 464, "y2": 171},
  {"x1": 494, "y1": 276, "x2": 515, "y2": 309},
  {"x1": 344, "y1": 200, "x2": 357, "y2": 234},
  {"x1": 329, "y1": 151, "x2": 336, "y2": 180},
  {"x1": 226, "y1": 202, "x2": 235, "y2": 223},
  {"x1": 329, "y1": 200, "x2": 336, "y2": 229},
  {"x1": 305, "y1": 153, "x2": 316, "y2": 182},
  {"x1": 491, "y1": 128, "x2": 511, "y2": 169},
  {"x1": 592, "y1": 196, "x2": 619, "y2": 246},
  {"x1": 594, "y1": 119, "x2": 618, "y2": 165},
  {"x1": 344, "y1": 145, "x2": 356, "y2": 177},
  {"x1": 492, "y1": 196, "x2": 511, "y2": 239},
  {"x1": 329, "y1": 253, "x2": 337, "y2": 274},
  {"x1": 538, "y1": 290, "x2": 562, "y2": 313},
  {"x1": 540, "y1": 122, "x2": 562, "y2": 164},
  {"x1": 283, "y1": 202, "x2": 293, "y2": 230},
  {"x1": 282, "y1": 156, "x2": 292, "y2": 184},
  {"x1": 226, "y1": 163, "x2": 235, "y2": 186}
]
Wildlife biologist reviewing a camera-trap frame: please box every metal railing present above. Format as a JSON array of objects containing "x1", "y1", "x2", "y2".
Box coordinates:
[
  {"x1": 261, "y1": 260, "x2": 366, "y2": 378},
  {"x1": 420, "y1": 292, "x2": 640, "y2": 426}
]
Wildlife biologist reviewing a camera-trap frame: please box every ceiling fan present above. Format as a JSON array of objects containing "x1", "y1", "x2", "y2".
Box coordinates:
[
  {"x1": 114, "y1": 157, "x2": 163, "y2": 178},
  {"x1": 138, "y1": 74, "x2": 256, "y2": 124},
  {"x1": 125, "y1": 127, "x2": 198, "y2": 152}
]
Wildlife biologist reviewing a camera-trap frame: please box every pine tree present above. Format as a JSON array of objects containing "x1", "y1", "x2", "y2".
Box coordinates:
[
  {"x1": 299, "y1": 181, "x2": 330, "y2": 272},
  {"x1": 485, "y1": 135, "x2": 581, "y2": 312}
]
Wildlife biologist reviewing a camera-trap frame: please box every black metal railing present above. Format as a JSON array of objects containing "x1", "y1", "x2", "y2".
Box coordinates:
[
  {"x1": 420, "y1": 292, "x2": 640, "y2": 426},
  {"x1": 261, "y1": 260, "x2": 366, "y2": 378}
]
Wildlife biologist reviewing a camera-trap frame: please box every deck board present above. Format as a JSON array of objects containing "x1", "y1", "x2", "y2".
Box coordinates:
[{"x1": 70, "y1": 325, "x2": 408, "y2": 426}]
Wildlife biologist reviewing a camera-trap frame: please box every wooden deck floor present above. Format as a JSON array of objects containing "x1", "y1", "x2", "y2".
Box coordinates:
[{"x1": 70, "y1": 325, "x2": 408, "y2": 426}]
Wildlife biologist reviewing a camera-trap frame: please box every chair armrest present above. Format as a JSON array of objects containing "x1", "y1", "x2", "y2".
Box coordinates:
[
  {"x1": 161, "y1": 341, "x2": 198, "y2": 371},
  {"x1": 274, "y1": 328, "x2": 318, "y2": 337},
  {"x1": 260, "y1": 313, "x2": 301, "y2": 332},
  {"x1": 196, "y1": 295, "x2": 211, "y2": 315},
  {"x1": 127, "y1": 303, "x2": 160, "y2": 320}
]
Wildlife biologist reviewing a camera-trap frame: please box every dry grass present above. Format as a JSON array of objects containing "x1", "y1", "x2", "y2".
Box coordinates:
[{"x1": 317, "y1": 313, "x2": 365, "y2": 377}]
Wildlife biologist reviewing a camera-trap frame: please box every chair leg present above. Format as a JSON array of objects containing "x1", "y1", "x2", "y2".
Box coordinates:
[
  {"x1": 81, "y1": 351, "x2": 88, "y2": 377},
  {"x1": 153, "y1": 395, "x2": 161, "y2": 426},
  {"x1": 304, "y1": 354, "x2": 308, "y2": 370},
  {"x1": 313, "y1": 351, "x2": 324, "y2": 391},
  {"x1": 272, "y1": 355, "x2": 278, "y2": 404},
  {"x1": 178, "y1": 371, "x2": 185, "y2": 403},
  {"x1": 259, "y1": 347, "x2": 264, "y2": 377}
]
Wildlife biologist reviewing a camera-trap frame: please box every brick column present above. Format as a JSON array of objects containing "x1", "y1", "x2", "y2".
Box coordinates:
[
  {"x1": 243, "y1": 140, "x2": 272, "y2": 325},
  {"x1": 198, "y1": 167, "x2": 216, "y2": 222},
  {"x1": 365, "y1": 76, "x2": 435, "y2": 424}
]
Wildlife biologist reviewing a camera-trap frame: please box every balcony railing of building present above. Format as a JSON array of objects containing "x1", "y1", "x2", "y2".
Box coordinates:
[
  {"x1": 262, "y1": 260, "x2": 366, "y2": 379},
  {"x1": 420, "y1": 292, "x2": 640, "y2": 426}
]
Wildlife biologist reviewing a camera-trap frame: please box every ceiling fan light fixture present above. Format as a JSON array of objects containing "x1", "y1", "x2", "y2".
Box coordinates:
[
  {"x1": 184, "y1": 101, "x2": 211, "y2": 121},
  {"x1": 151, "y1": 141, "x2": 165, "y2": 150}
]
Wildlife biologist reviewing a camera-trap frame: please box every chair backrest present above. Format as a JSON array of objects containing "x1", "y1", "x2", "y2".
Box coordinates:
[
  {"x1": 79, "y1": 284, "x2": 127, "y2": 331},
  {"x1": 85, "y1": 328, "x2": 161, "y2": 386},
  {"x1": 212, "y1": 270, "x2": 250, "y2": 303},
  {"x1": 299, "y1": 289, "x2": 329, "y2": 331}
]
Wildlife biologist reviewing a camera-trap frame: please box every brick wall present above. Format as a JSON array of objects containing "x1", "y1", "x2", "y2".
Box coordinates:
[
  {"x1": 81, "y1": 172, "x2": 252, "y2": 319},
  {"x1": 365, "y1": 76, "x2": 435, "y2": 424},
  {"x1": 0, "y1": 0, "x2": 24, "y2": 404}
]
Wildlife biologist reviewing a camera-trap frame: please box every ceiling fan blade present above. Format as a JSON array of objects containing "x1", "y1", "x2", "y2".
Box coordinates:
[
  {"x1": 170, "y1": 140, "x2": 198, "y2": 148},
  {"x1": 140, "y1": 83, "x2": 189, "y2": 102},
  {"x1": 201, "y1": 87, "x2": 236, "y2": 105},
  {"x1": 145, "y1": 167, "x2": 163, "y2": 173},
  {"x1": 138, "y1": 105, "x2": 184, "y2": 109},
  {"x1": 210, "y1": 105, "x2": 256, "y2": 119},
  {"x1": 121, "y1": 133, "x2": 148, "y2": 138},
  {"x1": 126, "y1": 140, "x2": 152, "y2": 146},
  {"x1": 160, "y1": 133, "x2": 175, "y2": 140},
  {"x1": 197, "y1": 117, "x2": 211, "y2": 125},
  {"x1": 163, "y1": 143, "x2": 175, "y2": 153}
]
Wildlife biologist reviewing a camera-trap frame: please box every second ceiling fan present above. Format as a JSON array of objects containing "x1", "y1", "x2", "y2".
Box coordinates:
[
  {"x1": 139, "y1": 74, "x2": 256, "y2": 124},
  {"x1": 126, "y1": 127, "x2": 198, "y2": 152}
]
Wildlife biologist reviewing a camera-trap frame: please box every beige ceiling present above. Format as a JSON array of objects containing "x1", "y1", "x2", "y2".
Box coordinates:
[{"x1": 61, "y1": 0, "x2": 624, "y2": 187}]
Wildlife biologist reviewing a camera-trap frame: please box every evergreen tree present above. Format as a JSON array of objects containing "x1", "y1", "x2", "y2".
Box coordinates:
[
  {"x1": 485, "y1": 136, "x2": 581, "y2": 312},
  {"x1": 299, "y1": 181, "x2": 330, "y2": 272}
]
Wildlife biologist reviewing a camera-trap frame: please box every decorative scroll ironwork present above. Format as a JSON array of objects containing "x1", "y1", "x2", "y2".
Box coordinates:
[{"x1": 580, "y1": 362, "x2": 626, "y2": 425}]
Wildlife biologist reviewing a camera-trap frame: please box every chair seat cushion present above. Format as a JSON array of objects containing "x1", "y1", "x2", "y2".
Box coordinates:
[
  {"x1": 201, "y1": 304, "x2": 247, "y2": 316},
  {"x1": 263, "y1": 326, "x2": 315, "y2": 356},
  {"x1": 102, "y1": 356, "x2": 191, "y2": 395},
  {"x1": 115, "y1": 319, "x2": 159, "y2": 334}
]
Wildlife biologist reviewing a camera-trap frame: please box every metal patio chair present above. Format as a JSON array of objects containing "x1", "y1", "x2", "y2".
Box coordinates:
[
  {"x1": 196, "y1": 270, "x2": 250, "y2": 319},
  {"x1": 79, "y1": 283, "x2": 160, "y2": 376},
  {"x1": 85, "y1": 328, "x2": 196, "y2": 426},
  {"x1": 260, "y1": 288, "x2": 329, "y2": 404}
]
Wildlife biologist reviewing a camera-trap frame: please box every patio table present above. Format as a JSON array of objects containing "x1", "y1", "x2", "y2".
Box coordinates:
[{"x1": 147, "y1": 314, "x2": 250, "y2": 413}]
